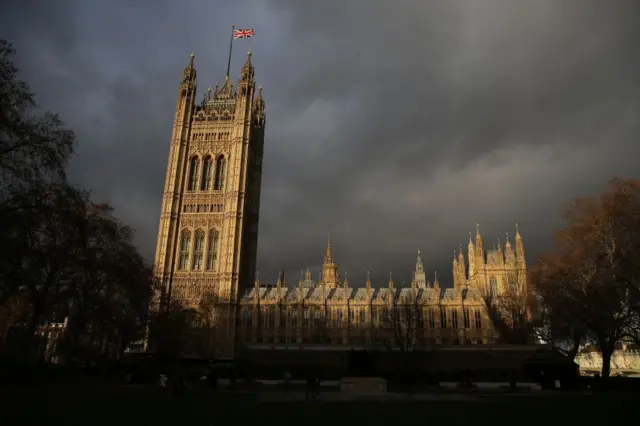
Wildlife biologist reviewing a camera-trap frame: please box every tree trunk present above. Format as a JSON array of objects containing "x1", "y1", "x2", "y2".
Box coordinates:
[{"x1": 600, "y1": 347, "x2": 613, "y2": 379}]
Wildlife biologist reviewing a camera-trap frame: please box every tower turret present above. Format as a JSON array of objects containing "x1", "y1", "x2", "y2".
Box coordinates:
[
  {"x1": 414, "y1": 250, "x2": 426, "y2": 289},
  {"x1": 467, "y1": 232, "x2": 475, "y2": 278},
  {"x1": 475, "y1": 223, "x2": 485, "y2": 265},
  {"x1": 515, "y1": 223, "x2": 526, "y2": 268},
  {"x1": 322, "y1": 234, "x2": 339, "y2": 288}
]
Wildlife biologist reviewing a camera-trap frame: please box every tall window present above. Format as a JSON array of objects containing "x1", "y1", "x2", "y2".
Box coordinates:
[
  {"x1": 440, "y1": 308, "x2": 447, "y2": 328},
  {"x1": 463, "y1": 308, "x2": 471, "y2": 329},
  {"x1": 191, "y1": 229, "x2": 205, "y2": 270},
  {"x1": 206, "y1": 229, "x2": 219, "y2": 270},
  {"x1": 214, "y1": 156, "x2": 226, "y2": 190},
  {"x1": 201, "y1": 155, "x2": 213, "y2": 190},
  {"x1": 450, "y1": 309, "x2": 458, "y2": 329},
  {"x1": 490, "y1": 276, "x2": 498, "y2": 296},
  {"x1": 178, "y1": 230, "x2": 191, "y2": 270},
  {"x1": 187, "y1": 156, "x2": 200, "y2": 191},
  {"x1": 474, "y1": 310, "x2": 482, "y2": 328},
  {"x1": 428, "y1": 308, "x2": 435, "y2": 328}
]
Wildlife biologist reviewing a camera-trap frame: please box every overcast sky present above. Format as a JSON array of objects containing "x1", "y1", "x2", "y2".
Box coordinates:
[{"x1": 3, "y1": 0, "x2": 639, "y2": 287}]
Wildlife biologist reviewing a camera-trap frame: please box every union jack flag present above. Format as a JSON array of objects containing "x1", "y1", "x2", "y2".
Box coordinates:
[{"x1": 233, "y1": 28, "x2": 255, "y2": 39}]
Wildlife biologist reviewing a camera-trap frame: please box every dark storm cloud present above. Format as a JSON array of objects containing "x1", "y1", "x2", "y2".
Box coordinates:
[{"x1": 2, "y1": 0, "x2": 639, "y2": 287}]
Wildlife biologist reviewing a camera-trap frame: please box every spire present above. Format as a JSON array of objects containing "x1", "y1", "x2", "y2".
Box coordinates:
[
  {"x1": 515, "y1": 223, "x2": 525, "y2": 265},
  {"x1": 415, "y1": 249, "x2": 424, "y2": 273},
  {"x1": 276, "y1": 270, "x2": 286, "y2": 289},
  {"x1": 504, "y1": 232, "x2": 515, "y2": 264},
  {"x1": 414, "y1": 249, "x2": 426, "y2": 288},
  {"x1": 453, "y1": 249, "x2": 458, "y2": 265},
  {"x1": 458, "y1": 244, "x2": 464, "y2": 263},
  {"x1": 304, "y1": 268, "x2": 312, "y2": 282},
  {"x1": 388, "y1": 270, "x2": 395, "y2": 289},
  {"x1": 365, "y1": 270, "x2": 372, "y2": 289},
  {"x1": 182, "y1": 52, "x2": 197, "y2": 84},
  {"x1": 240, "y1": 51, "x2": 254, "y2": 83},
  {"x1": 475, "y1": 222, "x2": 483, "y2": 247},
  {"x1": 433, "y1": 270, "x2": 440, "y2": 289},
  {"x1": 324, "y1": 233, "x2": 333, "y2": 264},
  {"x1": 343, "y1": 270, "x2": 349, "y2": 289},
  {"x1": 254, "y1": 269, "x2": 260, "y2": 289},
  {"x1": 475, "y1": 222, "x2": 485, "y2": 265},
  {"x1": 253, "y1": 84, "x2": 266, "y2": 128}
]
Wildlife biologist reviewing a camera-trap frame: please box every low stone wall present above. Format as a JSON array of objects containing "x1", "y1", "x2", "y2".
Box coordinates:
[{"x1": 340, "y1": 377, "x2": 387, "y2": 394}]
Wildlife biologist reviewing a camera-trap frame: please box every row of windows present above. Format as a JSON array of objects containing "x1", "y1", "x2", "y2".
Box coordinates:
[
  {"x1": 239, "y1": 307, "x2": 483, "y2": 330},
  {"x1": 194, "y1": 115, "x2": 236, "y2": 122},
  {"x1": 192, "y1": 132, "x2": 230, "y2": 142},
  {"x1": 178, "y1": 229, "x2": 219, "y2": 271},
  {"x1": 187, "y1": 155, "x2": 225, "y2": 191},
  {"x1": 183, "y1": 204, "x2": 224, "y2": 213}
]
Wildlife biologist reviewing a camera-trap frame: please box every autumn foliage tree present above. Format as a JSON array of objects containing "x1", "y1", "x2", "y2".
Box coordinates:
[{"x1": 532, "y1": 178, "x2": 640, "y2": 378}]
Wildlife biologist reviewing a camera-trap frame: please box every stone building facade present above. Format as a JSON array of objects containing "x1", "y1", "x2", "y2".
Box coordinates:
[
  {"x1": 150, "y1": 52, "x2": 265, "y2": 356},
  {"x1": 151, "y1": 51, "x2": 528, "y2": 357},
  {"x1": 237, "y1": 228, "x2": 527, "y2": 348}
]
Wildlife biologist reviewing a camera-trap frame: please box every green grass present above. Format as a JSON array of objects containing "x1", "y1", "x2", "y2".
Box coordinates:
[{"x1": 0, "y1": 381, "x2": 634, "y2": 425}]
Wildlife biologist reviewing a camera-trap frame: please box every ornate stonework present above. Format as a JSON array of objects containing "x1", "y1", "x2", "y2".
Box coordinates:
[
  {"x1": 151, "y1": 51, "x2": 528, "y2": 358},
  {"x1": 236, "y1": 232, "x2": 527, "y2": 348},
  {"x1": 150, "y1": 52, "x2": 265, "y2": 357}
]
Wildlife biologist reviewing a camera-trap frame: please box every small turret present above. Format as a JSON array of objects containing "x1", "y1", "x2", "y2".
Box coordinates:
[
  {"x1": 414, "y1": 249, "x2": 426, "y2": 288},
  {"x1": 182, "y1": 52, "x2": 196, "y2": 84},
  {"x1": 388, "y1": 270, "x2": 395, "y2": 290},
  {"x1": 253, "y1": 84, "x2": 266, "y2": 128},
  {"x1": 240, "y1": 51, "x2": 254, "y2": 83},
  {"x1": 475, "y1": 223, "x2": 485, "y2": 264},
  {"x1": 468, "y1": 232, "x2": 475, "y2": 277},
  {"x1": 504, "y1": 232, "x2": 515, "y2": 264},
  {"x1": 515, "y1": 223, "x2": 526, "y2": 267}
]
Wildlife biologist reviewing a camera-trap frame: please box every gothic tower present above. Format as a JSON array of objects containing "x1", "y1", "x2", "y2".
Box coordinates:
[{"x1": 151, "y1": 52, "x2": 266, "y2": 356}]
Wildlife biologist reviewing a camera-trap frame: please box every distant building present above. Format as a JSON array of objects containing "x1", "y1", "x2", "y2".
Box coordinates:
[{"x1": 575, "y1": 342, "x2": 640, "y2": 377}]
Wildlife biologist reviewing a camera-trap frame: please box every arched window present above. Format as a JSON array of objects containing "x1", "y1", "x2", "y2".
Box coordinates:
[
  {"x1": 187, "y1": 156, "x2": 200, "y2": 191},
  {"x1": 201, "y1": 155, "x2": 213, "y2": 190},
  {"x1": 214, "y1": 156, "x2": 226, "y2": 190},
  {"x1": 206, "y1": 229, "x2": 219, "y2": 270},
  {"x1": 191, "y1": 229, "x2": 205, "y2": 270},
  {"x1": 490, "y1": 276, "x2": 498, "y2": 296},
  {"x1": 178, "y1": 230, "x2": 191, "y2": 270},
  {"x1": 474, "y1": 310, "x2": 482, "y2": 328},
  {"x1": 508, "y1": 275, "x2": 517, "y2": 292}
]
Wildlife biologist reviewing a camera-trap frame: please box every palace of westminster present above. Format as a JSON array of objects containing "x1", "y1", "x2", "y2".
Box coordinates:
[{"x1": 151, "y1": 52, "x2": 528, "y2": 356}]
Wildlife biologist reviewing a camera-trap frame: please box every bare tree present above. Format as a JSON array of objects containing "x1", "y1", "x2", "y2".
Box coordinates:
[
  {"x1": 0, "y1": 40, "x2": 75, "y2": 216},
  {"x1": 532, "y1": 178, "x2": 640, "y2": 378},
  {"x1": 479, "y1": 280, "x2": 536, "y2": 345},
  {"x1": 377, "y1": 288, "x2": 423, "y2": 352}
]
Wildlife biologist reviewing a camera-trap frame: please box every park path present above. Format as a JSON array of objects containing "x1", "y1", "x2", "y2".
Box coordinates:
[{"x1": 258, "y1": 391, "x2": 485, "y2": 402}]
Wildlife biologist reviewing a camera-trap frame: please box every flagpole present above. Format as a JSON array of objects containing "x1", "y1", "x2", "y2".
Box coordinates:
[{"x1": 226, "y1": 24, "x2": 235, "y2": 78}]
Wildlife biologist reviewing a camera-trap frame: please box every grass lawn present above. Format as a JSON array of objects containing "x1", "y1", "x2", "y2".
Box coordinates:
[{"x1": 0, "y1": 381, "x2": 633, "y2": 425}]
